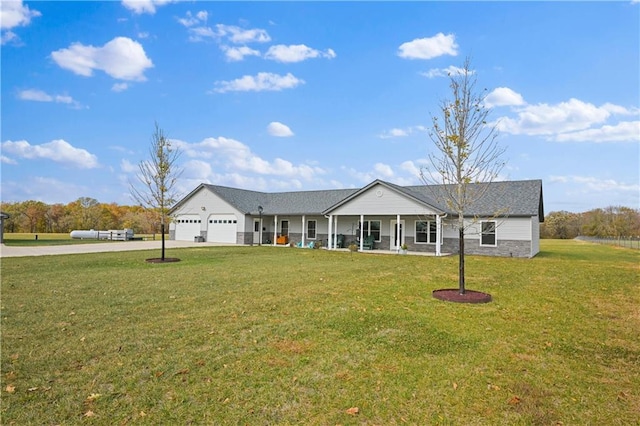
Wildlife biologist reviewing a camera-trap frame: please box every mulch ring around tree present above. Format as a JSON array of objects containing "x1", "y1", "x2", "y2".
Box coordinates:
[
  {"x1": 432, "y1": 288, "x2": 492, "y2": 304},
  {"x1": 145, "y1": 258, "x2": 181, "y2": 264}
]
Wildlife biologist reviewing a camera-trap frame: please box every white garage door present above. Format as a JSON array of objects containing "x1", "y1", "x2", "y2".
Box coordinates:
[
  {"x1": 207, "y1": 215, "x2": 237, "y2": 243},
  {"x1": 175, "y1": 215, "x2": 202, "y2": 241}
]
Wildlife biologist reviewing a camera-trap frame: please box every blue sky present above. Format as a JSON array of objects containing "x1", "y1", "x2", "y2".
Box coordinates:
[{"x1": 1, "y1": 0, "x2": 639, "y2": 213}]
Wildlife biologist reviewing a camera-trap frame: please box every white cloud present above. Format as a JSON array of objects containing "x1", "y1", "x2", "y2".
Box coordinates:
[
  {"x1": 51, "y1": 37, "x2": 153, "y2": 81},
  {"x1": 495, "y1": 98, "x2": 619, "y2": 136},
  {"x1": 554, "y1": 121, "x2": 640, "y2": 143},
  {"x1": 1, "y1": 0, "x2": 40, "y2": 30},
  {"x1": 378, "y1": 125, "x2": 427, "y2": 139},
  {"x1": 221, "y1": 45, "x2": 261, "y2": 62},
  {"x1": 181, "y1": 159, "x2": 213, "y2": 181},
  {"x1": 1, "y1": 30, "x2": 17, "y2": 44},
  {"x1": 550, "y1": 175, "x2": 640, "y2": 193},
  {"x1": 0, "y1": 176, "x2": 95, "y2": 204},
  {"x1": 178, "y1": 136, "x2": 325, "y2": 182},
  {"x1": 379, "y1": 128, "x2": 409, "y2": 139},
  {"x1": 177, "y1": 13, "x2": 271, "y2": 47},
  {"x1": 121, "y1": 0, "x2": 173, "y2": 15},
  {"x1": 265, "y1": 44, "x2": 336, "y2": 63},
  {"x1": 111, "y1": 82, "x2": 129, "y2": 92},
  {"x1": 120, "y1": 159, "x2": 137, "y2": 173},
  {"x1": 485, "y1": 87, "x2": 526, "y2": 108},
  {"x1": 17, "y1": 89, "x2": 82, "y2": 108},
  {"x1": 212, "y1": 72, "x2": 304, "y2": 93},
  {"x1": 400, "y1": 160, "x2": 421, "y2": 177},
  {"x1": 374, "y1": 163, "x2": 394, "y2": 178},
  {"x1": 267, "y1": 122, "x2": 294, "y2": 137},
  {"x1": 420, "y1": 65, "x2": 469, "y2": 79},
  {"x1": 398, "y1": 33, "x2": 458, "y2": 60},
  {"x1": 1, "y1": 139, "x2": 99, "y2": 169},
  {"x1": 1, "y1": 155, "x2": 18, "y2": 165},
  {"x1": 177, "y1": 10, "x2": 208, "y2": 27},
  {"x1": 1, "y1": 0, "x2": 41, "y2": 45},
  {"x1": 215, "y1": 24, "x2": 270, "y2": 44}
]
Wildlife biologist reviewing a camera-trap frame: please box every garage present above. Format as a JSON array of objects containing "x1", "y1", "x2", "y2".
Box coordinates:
[
  {"x1": 174, "y1": 215, "x2": 201, "y2": 241},
  {"x1": 207, "y1": 214, "x2": 238, "y2": 243}
]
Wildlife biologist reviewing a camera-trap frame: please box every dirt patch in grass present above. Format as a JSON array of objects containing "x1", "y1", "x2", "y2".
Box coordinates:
[
  {"x1": 145, "y1": 257, "x2": 181, "y2": 263},
  {"x1": 432, "y1": 288, "x2": 492, "y2": 303}
]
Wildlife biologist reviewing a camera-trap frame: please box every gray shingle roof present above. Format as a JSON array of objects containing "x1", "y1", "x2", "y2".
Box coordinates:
[
  {"x1": 204, "y1": 184, "x2": 359, "y2": 215},
  {"x1": 403, "y1": 179, "x2": 544, "y2": 218},
  {"x1": 174, "y1": 179, "x2": 543, "y2": 219}
]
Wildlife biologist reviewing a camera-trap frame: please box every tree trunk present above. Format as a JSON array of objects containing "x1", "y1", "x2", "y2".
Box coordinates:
[
  {"x1": 161, "y1": 223, "x2": 165, "y2": 261},
  {"x1": 458, "y1": 216, "x2": 466, "y2": 294}
]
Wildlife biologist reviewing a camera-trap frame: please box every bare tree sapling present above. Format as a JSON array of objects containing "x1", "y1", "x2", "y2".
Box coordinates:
[
  {"x1": 421, "y1": 58, "x2": 506, "y2": 294},
  {"x1": 130, "y1": 123, "x2": 183, "y2": 261}
]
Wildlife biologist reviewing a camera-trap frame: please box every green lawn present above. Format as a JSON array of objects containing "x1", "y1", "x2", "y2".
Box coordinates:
[
  {"x1": 1, "y1": 240, "x2": 638, "y2": 424},
  {"x1": 2, "y1": 233, "x2": 159, "y2": 246}
]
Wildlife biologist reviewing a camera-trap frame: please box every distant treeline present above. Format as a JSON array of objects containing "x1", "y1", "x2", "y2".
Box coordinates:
[
  {"x1": 0, "y1": 198, "x2": 162, "y2": 234},
  {"x1": 540, "y1": 206, "x2": 640, "y2": 239},
  {"x1": 2, "y1": 198, "x2": 638, "y2": 239}
]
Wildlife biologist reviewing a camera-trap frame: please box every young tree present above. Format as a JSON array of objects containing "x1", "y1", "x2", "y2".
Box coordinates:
[
  {"x1": 421, "y1": 58, "x2": 506, "y2": 295},
  {"x1": 130, "y1": 123, "x2": 183, "y2": 260}
]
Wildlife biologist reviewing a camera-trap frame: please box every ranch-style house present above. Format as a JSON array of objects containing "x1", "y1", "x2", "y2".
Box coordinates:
[{"x1": 169, "y1": 179, "x2": 544, "y2": 258}]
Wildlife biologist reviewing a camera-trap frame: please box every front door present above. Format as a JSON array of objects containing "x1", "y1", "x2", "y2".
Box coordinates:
[
  {"x1": 390, "y1": 220, "x2": 405, "y2": 250},
  {"x1": 253, "y1": 219, "x2": 261, "y2": 244}
]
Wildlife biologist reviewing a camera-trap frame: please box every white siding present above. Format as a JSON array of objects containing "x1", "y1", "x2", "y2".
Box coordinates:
[
  {"x1": 531, "y1": 216, "x2": 540, "y2": 256},
  {"x1": 442, "y1": 217, "x2": 533, "y2": 241},
  {"x1": 171, "y1": 187, "x2": 245, "y2": 242},
  {"x1": 331, "y1": 183, "x2": 440, "y2": 216}
]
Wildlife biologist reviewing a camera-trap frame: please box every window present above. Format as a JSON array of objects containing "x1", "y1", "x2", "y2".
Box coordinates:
[
  {"x1": 307, "y1": 220, "x2": 317, "y2": 239},
  {"x1": 254, "y1": 221, "x2": 260, "y2": 232},
  {"x1": 415, "y1": 220, "x2": 438, "y2": 243},
  {"x1": 281, "y1": 220, "x2": 289, "y2": 236},
  {"x1": 358, "y1": 220, "x2": 381, "y2": 241},
  {"x1": 481, "y1": 221, "x2": 497, "y2": 246}
]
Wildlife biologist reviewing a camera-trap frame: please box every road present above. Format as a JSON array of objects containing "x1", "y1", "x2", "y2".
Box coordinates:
[{"x1": 0, "y1": 240, "x2": 227, "y2": 258}]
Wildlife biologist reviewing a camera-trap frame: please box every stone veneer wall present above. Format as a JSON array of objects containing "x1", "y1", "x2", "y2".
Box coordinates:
[{"x1": 442, "y1": 237, "x2": 532, "y2": 258}]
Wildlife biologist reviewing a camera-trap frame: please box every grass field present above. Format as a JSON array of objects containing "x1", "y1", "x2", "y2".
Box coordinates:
[
  {"x1": 2, "y1": 233, "x2": 160, "y2": 246},
  {"x1": 1, "y1": 240, "x2": 638, "y2": 424}
]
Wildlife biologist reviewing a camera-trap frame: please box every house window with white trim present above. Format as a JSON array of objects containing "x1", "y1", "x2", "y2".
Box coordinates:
[
  {"x1": 307, "y1": 220, "x2": 317, "y2": 239},
  {"x1": 359, "y1": 220, "x2": 381, "y2": 241},
  {"x1": 415, "y1": 220, "x2": 437, "y2": 243},
  {"x1": 481, "y1": 221, "x2": 497, "y2": 246}
]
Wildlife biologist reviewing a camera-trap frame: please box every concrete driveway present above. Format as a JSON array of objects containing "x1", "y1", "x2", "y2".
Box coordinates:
[{"x1": 0, "y1": 240, "x2": 226, "y2": 258}]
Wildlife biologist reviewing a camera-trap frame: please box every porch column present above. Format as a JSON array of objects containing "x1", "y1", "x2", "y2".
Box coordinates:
[
  {"x1": 301, "y1": 215, "x2": 306, "y2": 246},
  {"x1": 359, "y1": 214, "x2": 364, "y2": 251},
  {"x1": 396, "y1": 214, "x2": 401, "y2": 252},
  {"x1": 436, "y1": 214, "x2": 442, "y2": 256},
  {"x1": 273, "y1": 215, "x2": 278, "y2": 246}
]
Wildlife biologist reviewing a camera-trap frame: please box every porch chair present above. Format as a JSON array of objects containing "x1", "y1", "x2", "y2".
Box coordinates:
[{"x1": 362, "y1": 235, "x2": 375, "y2": 250}]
